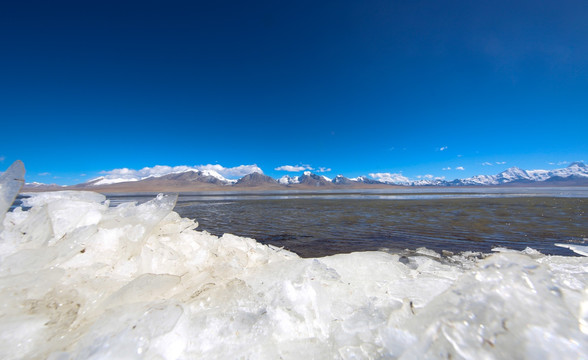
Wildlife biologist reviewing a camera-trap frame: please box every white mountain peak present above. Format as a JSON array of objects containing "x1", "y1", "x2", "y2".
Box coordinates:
[{"x1": 72, "y1": 162, "x2": 588, "y2": 188}]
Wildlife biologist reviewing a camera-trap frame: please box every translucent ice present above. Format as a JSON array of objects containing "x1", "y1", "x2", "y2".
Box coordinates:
[
  {"x1": 0, "y1": 189, "x2": 587, "y2": 359},
  {"x1": 0, "y1": 160, "x2": 25, "y2": 230}
]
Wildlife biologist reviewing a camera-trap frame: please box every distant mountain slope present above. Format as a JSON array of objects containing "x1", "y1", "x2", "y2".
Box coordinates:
[
  {"x1": 235, "y1": 172, "x2": 279, "y2": 187},
  {"x1": 21, "y1": 162, "x2": 588, "y2": 192},
  {"x1": 297, "y1": 172, "x2": 332, "y2": 187},
  {"x1": 457, "y1": 162, "x2": 588, "y2": 186},
  {"x1": 86, "y1": 169, "x2": 233, "y2": 186},
  {"x1": 350, "y1": 176, "x2": 384, "y2": 185},
  {"x1": 148, "y1": 170, "x2": 231, "y2": 185},
  {"x1": 332, "y1": 175, "x2": 354, "y2": 185}
]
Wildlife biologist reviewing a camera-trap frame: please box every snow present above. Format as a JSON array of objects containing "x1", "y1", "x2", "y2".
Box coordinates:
[
  {"x1": 549, "y1": 163, "x2": 588, "y2": 179},
  {"x1": 526, "y1": 169, "x2": 550, "y2": 181},
  {"x1": 87, "y1": 166, "x2": 245, "y2": 186},
  {"x1": 458, "y1": 162, "x2": 588, "y2": 186},
  {"x1": 1, "y1": 185, "x2": 587, "y2": 358},
  {"x1": 199, "y1": 169, "x2": 231, "y2": 182},
  {"x1": 350, "y1": 175, "x2": 370, "y2": 182},
  {"x1": 91, "y1": 176, "x2": 140, "y2": 186},
  {"x1": 65, "y1": 162, "x2": 588, "y2": 188},
  {"x1": 24, "y1": 182, "x2": 47, "y2": 186},
  {"x1": 369, "y1": 172, "x2": 411, "y2": 185},
  {"x1": 278, "y1": 175, "x2": 300, "y2": 185}
]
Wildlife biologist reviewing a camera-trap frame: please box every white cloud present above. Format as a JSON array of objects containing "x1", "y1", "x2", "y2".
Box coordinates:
[
  {"x1": 439, "y1": 146, "x2": 448, "y2": 151},
  {"x1": 369, "y1": 172, "x2": 411, "y2": 184},
  {"x1": 275, "y1": 165, "x2": 313, "y2": 172},
  {"x1": 548, "y1": 161, "x2": 568, "y2": 166},
  {"x1": 442, "y1": 167, "x2": 451, "y2": 171},
  {"x1": 98, "y1": 164, "x2": 262, "y2": 182},
  {"x1": 417, "y1": 174, "x2": 444, "y2": 181},
  {"x1": 0, "y1": 155, "x2": 4, "y2": 162},
  {"x1": 456, "y1": 166, "x2": 465, "y2": 170},
  {"x1": 39, "y1": 172, "x2": 51, "y2": 176},
  {"x1": 484, "y1": 161, "x2": 506, "y2": 166},
  {"x1": 316, "y1": 167, "x2": 331, "y2": 173}
]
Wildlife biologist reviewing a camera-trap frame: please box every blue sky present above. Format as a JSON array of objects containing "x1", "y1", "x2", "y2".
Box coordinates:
[{"x1": 1, "y1": 0, "x2": 586, "y2": 184}]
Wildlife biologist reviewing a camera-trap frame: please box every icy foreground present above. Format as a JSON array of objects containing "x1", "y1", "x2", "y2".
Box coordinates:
[{"x1": 1, "y1": 192, "x2": 587, "y2": 359}]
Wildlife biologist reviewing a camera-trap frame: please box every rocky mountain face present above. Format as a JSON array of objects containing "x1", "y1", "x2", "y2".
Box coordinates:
[
  {"x1": 332, "y1": 175, "x2": 355, "y2": 185},
  {"x1": 148, "y1": 170, "x2": 229, "y2": 185},
  {"x1": 350, "y1": 176, "x2": 384, "y2": 185},
  {"x1": 297, "y1": 172, "x2": 332, "y2": 187},
  {"x1": 278, "y1": 172, "x2": 333, "y2": 187},
  {"x1": 235, "y1": 172, "x2": 279, "y2": 187}
]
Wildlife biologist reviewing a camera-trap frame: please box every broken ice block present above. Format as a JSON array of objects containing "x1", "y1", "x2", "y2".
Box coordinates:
[{"x1": 0, "y1": 160, "x2": 25, "y2": 230}]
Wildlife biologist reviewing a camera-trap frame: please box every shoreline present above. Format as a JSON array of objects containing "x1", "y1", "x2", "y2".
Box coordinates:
[{"x1": 22, "y1": 183, "x2": 588, "y2": 195}]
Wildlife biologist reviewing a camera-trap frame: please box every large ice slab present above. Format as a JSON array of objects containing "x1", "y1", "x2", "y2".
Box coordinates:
[
  {"x1": 0, "y1": 160, "x2": 25, "y2": 230},
  {"x1": 0, "y1": 190, "x2": 587, "y2": 359}
]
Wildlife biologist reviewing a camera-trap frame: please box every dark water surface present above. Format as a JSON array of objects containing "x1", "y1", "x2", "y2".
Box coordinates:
[
  {"x1": 172, "y1": 196, "x2": 586, "y2": 257},
  {"x1": 103, "y1": 188, "x2": 588, "y2": 257}
]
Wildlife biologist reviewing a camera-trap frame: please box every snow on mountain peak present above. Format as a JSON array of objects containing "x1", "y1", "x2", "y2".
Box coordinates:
[
  {"x1": 199, "y1": 169, "x2": 229, "y2": 182},
  {"x1": 66, "y1": 161, "x2": 588, "y2": 188},
  {"x1": 278, "y1": 175, "x2": 300, "y2": 185},
  {"x1": 568, "y1": 161, "x2": 587, "y2": 169},
  {"x1": 368, "y1": 172, "x2": 411, "y2": 185}
]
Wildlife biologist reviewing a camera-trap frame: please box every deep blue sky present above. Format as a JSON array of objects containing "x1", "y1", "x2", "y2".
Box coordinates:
[{"x1": 1, "y1": 0, "x2": 587, "y2": 184}]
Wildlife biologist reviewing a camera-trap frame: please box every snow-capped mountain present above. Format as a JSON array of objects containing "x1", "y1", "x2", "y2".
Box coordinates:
[
  {"x1": 410, "y1": 178, "x2": 447, "y2": 186},
  {"x1": 545, "y1": 162, "x2": 588, "y2": 180},
  {"x1": 455, "y1": 162, "x2": 588, "y2": 186},
  {"x1": 22, "y1": 182, "x2": 65, "y2": 190},
  {"x1": 358, "y1": 162, "x2": 588, "y2": 186},
  {"x1": 298, "y1": 171, "x2": 332, "y2": 186},
  {"x1": 278, "y1": 175, "x2": 300, "y2": 185},
  {"x1": 332, "y1": 175, "x2": 355, "y2": 185},
  {"x1": 278, "y1": 172, "x2": 332, "y2": 186},
  {"x1": 87, "y1": 169, "x2": 235, "y2": 186},
  {"x1": 366, "y1": 173, "x2": 411, "y2": 185},
  {"x1": 88, "y1": 176, "x2": 140, "y2": 186},
  {"x1": 350, "y1": 176, "x2": 384, "y2": 185},
  {"x1": 149, "y1": 170, "x2": 235, "y2": 185},
  {"x1": 23, "y1": 162, "x2": 588, "y2": 192}
]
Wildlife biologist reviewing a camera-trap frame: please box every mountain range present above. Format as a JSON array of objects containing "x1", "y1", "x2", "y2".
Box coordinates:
[{"x1": 23, "y1": 162, "x2": 588, "y2": 192}]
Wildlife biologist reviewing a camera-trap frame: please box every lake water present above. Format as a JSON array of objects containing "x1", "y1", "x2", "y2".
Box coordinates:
[{"x1": 106, "y1": 187, "x2": 588, "y2": 257}]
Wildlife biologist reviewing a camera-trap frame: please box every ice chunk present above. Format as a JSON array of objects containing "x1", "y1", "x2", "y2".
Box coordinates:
[
  {"x1": 0, "y1": 160, "x2": 25, "y2": 230},
  {"x1": 20, "y1": 190, "x2": 106, "y2": 208},
  {"x1": 0, "y1": 190, "x2": 587, "y2": 359},
  {"x1": 555, "y1": 243, "x2": 588, "y2": 256}
]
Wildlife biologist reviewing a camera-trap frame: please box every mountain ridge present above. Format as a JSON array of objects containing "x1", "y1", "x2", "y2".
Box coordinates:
[{"x1": 22, "y1": 162, "x2": 588, "y2": 192}]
